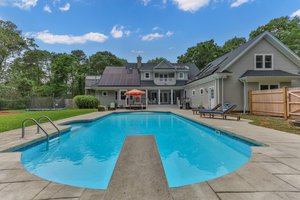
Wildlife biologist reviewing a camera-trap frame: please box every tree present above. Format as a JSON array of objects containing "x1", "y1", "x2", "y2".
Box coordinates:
[
  {"x1": 222, "y1": 37, "x2": 247, "y2": 54},
  {"x1": 88, "y1": 51, "x2": 127, "y2": 75},
  {"x1": 10, "y1": 50, "x2": 52, "y2": 87},
  {"x1": 147, "y1": 57, "x2": 169, "y2": 64},
  {"x1": 50, "y1": 53, "x2": 76, "y2": 97},
  {"x1": 71, "y1": 50, "x2": 89, "y2": 96},
  {"x1": 250, "y1": 16, "x2": 300, "y2": 56},
  {"x1": 0, "y1": 20, "x2": 35, "y2": 80},
  {"x1": 177, "y1": 40, "x2": 223, "y2": 69}
]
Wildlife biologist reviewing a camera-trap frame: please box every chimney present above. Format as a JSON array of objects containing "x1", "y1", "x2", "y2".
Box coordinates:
[{"x1": 137, "y1": 55, "x2": 142, "y2": 69}]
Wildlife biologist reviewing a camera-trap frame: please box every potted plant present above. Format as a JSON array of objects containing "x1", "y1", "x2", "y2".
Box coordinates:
[{"x1": 98, "y1": 104, "x2": 105, "y2": 112}]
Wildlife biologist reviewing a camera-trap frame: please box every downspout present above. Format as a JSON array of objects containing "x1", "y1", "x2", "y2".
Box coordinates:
[
  {"x1": 242, "y1": 80, "x2": 247, "y2": 114},
  {"x1": 221, "y1": 78, "x2": 224, "y2": 109}
]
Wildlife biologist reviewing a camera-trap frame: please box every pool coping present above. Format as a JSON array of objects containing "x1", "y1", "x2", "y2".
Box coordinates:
[{"x1": 1, "y1": 108, "x2": 300, "y2": 200}]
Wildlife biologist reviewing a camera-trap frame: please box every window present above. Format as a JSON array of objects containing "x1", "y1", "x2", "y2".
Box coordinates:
[
  {"x1": 115, "y1": 91, "x2": 118, "y2": 100},
  {"x1": 259, "y1": 83, "x2": 279, "y2": 90},
  {"x1": 255, "y1": 54, "x2": 273, "y2": 69},
  {"x1": 144, "y1": 72, "x2": 150, "y2": 79},
  {"x1": 121, "y1": 91, "x2": 126, "y2": 100},
  {"x1": 102, "y1": 91, "x2": 108, "y2": 96},
  {"x1": 200, "y1": 88, "x2": 204, "y2": 95},
  {"x1": 192, "y1": 89, "x2": 196, "y2": 96},
  {"x1": 155, "y1": 73, "x2": 159, "y2": 78},
  {"x1": 255, "y1": 55, "x2": 263, "y2": 69},
  {"x1": 178, "y1": 72, "x2": 184, "y2": 79}
]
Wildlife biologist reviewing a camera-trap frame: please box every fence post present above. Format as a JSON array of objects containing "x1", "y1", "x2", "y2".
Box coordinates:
[
  {"x1": 248, "y1": 90, "x2": 252, "y2": 114},
  {"x1": 283, "y1": 87, "x2": 288, "y2": 119}
]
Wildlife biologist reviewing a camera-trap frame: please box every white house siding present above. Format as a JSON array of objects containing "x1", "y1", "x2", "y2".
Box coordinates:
[
  {"x1": 140, "y1": 71, "x2": 153, "y2": 81},
  {"x1": 185, "y1": 80, "x2": 216, "y2": 108},
  {"x1": 223, "y1": 38, "x2": 300, "y2": 111},
  {"x1": 96, "y1": 90, "x2": 116, "y2": 106}
]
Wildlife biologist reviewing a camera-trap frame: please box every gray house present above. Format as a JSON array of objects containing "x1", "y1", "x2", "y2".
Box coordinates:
[
  {"x1": 184, "y1": 31, "x2": 300, "y2": 112},
  {"x1": 85, "y1": 56, "x2": 199, "y2": 107},
  {"x1": 86, "y1": 31, "x2": 300, "y2": 111}
]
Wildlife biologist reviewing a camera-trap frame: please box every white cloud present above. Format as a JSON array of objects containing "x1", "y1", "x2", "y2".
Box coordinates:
[
  {"x1": 152, "y1": 26, "x2": 159, "y2": 31},
  {"x1": 110, "y1": 25, "x2": 131, "y2": 38},
  {"x1": 142, "y1": 0, "x2": 151, "y2": 6},
  {"x1": 166, "y1": 31, "x2": 174, "y2": 37},
  {"x1": 141, "y1": 31, "x2": 174, "y2": 41},
  {"x1": 59, "y1": 2, "x2": 70, "y2": 12},
  {"x1": 291, "y1": 9, "x2": 300, "y2": 18},
  {"x1": 142, "y1": 33, "x2": 164, "y2": 41},
  {"x1": 172, "y1": 0, "x2": 210, "y2": 12},
  {"x1": 32, "y1": 30, "x2": 108, "y2": 45},
  {"x1": 131, "y1": 50, "x2": 144, "y2": 54},
  {"x1": 230, "y1": 0, "x2": 250, "y2": 8},
  {"x1": 0, "y1": 0, "x2": 38, "y2": 10},
  {"x1": 43, "y1": 4, "x2": 51, "y2": 13}
]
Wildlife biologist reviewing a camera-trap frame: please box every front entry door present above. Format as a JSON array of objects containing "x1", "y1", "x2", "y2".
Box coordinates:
[
  {"x1": 209, "y1": 87, "x2": 215, "y2": 109},
  {"x1": 161, "y1": 92, "x2": 170, "y2": 104}
]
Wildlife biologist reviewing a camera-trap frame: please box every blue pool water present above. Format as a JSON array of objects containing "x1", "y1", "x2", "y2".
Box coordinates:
[{"x1": 20, "y1": 112, "x2": 253, "y2": 189}]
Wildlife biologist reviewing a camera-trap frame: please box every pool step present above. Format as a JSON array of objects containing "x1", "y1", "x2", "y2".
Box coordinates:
[{"x1": 104, "y1": 135, "x2": 172, "y2": 200}]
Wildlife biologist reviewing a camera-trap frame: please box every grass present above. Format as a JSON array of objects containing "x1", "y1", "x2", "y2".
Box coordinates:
[
  {"x1": 0, "y1": 109, "x2": 97, "y2": 133},
  {"x1": 242, "y1": 115, "x2": 300, "y2": 135}
]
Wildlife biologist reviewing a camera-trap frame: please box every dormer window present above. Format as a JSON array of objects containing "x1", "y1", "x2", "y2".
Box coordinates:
[
  {"x1": 178, "y1": 72, "x2": 184, "y2": 79},
  {"x1": 144, "y1": 72, "x2": 150, "y2": 79},
  {"x1": 255, "y1": 54, "x2": 273, "y2": 69}
]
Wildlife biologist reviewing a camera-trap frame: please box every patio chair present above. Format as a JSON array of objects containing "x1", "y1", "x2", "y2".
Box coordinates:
[
  {"x1": 200, "y1": 104, "x2": 240, "y2": 121},
  {"x1": 108, "y1": 102, "x2": 116, "y2": 110},
  {"x1": 192, "y1": 104, "x2": 222, "y2": 115}
]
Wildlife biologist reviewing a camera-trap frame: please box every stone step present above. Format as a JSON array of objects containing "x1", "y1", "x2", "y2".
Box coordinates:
[{"x1": 104, "y1": 135, "x2": 172, "y2": 200}]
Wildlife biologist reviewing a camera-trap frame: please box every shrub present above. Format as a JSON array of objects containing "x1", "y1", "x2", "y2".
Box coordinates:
[{"x1": 73, "y1": 95, "x2": 99, "y2": 109}]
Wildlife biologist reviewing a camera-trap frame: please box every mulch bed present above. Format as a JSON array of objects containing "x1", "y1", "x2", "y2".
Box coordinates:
[{"x1": 0, "y1": 111, "x2": 19, "y2": 115}]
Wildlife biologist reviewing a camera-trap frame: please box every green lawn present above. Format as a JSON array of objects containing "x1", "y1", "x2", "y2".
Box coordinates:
[
  {"x1": 0, "y1": 109, "x2": 97, "y2": 133},
  {"x1": 242, "y1": 115, "x2": 300, "y2": 135}
]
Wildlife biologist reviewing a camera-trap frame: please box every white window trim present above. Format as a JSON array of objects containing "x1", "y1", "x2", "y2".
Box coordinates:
[
  {"x1": 192, "y1": 89, "x2": 196, "y2": 96},
  {"x1": 254, "y1": 54, "x2": 274, "y2": 70},
  {"x1": 258, "y1": 83, "x2": 280, "y2": 90},
  {"x1": 102, "y1": 91, "x2": 108, "y2": 96},
  {"x1": 144, "y1": 72, "x2": 150, "y2": 79},
  {"x1": 178, "y1": 72, "x2": 184, "y2": 80},
  {"x1": 200, "y1": 88, "x2": 204, "y2": 95}
]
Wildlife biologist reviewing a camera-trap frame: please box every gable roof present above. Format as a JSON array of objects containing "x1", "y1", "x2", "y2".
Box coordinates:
[
  {"x1": 154, "y1": 60, "x2": 175, "y2": 69},
  {"x1": 191, "y1": 31, "x2": 300, "y2": 82},
  {"x1": 98, "y1": 67, "x2": 140, "y2": 87}
]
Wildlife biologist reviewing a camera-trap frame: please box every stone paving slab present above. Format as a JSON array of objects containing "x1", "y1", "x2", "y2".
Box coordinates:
[
  {"x1": 103, "y1": 136, "x2": 172, "y2": 200},
  {"x1": 235, "y1": 163, "x2": 297, "y2": 191},
  {"x1": 256, "y1": 162, "x2": 300, "y2": 174},
  {"x1": 170, "y1": 182, "x2": 219, "y2": 200},
  {"x1": 275, "y1": 158, "x2": 300, "y2": 171},
  {"x1": 208, "y1": 172, "x2": 256, "y2": 192},
  {"x1": 277, "y1": 175, "x2": 300, "y2": 190},
  {"x1": 217, "y1": 192, "x2": 299, "y2": 200},
  {"x1": 0, "y1": 181, "x2": 49, "y2": 200}
]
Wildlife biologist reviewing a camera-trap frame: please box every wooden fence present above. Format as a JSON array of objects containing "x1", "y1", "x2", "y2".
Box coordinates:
[{"x1": 249, "y1": 87, "x2": 300, "y2": 119}]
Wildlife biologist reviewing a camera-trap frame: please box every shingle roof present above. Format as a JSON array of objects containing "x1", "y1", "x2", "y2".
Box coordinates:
[
  {"x1": 85, "y1": 76, "x2": 101, "y2": 87},
  {"x1": 190, "y1": 31, "x2": 281, "y2": 82},
  {"x1": 98, "y1": 67, "x2": 140, "y2": 86},
  {"x1": 240, "y1": 70, "x2": 300, "y2": 78}
]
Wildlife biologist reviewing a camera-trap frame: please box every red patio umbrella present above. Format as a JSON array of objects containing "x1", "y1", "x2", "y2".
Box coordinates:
[{"x1": 125, "y1": 89, "x2": 145, "y2": 96}]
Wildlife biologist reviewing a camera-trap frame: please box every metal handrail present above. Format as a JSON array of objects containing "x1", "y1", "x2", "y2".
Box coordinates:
[
  {"x1": 37, "y1": 116, "x2": 61, "y2": 138},
  {"x1": 22, "y1": 118, "x2": 50, "y2": 142}
]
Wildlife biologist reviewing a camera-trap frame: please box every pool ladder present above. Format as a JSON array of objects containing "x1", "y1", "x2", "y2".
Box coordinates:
[{"x1": 21, "y1": 116, "x2": 61, "y2": 142}]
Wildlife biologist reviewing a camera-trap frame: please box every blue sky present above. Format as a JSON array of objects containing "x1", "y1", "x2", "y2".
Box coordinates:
[{"x1": 0, "y1": 0, "x2": 300, "y2": 62}]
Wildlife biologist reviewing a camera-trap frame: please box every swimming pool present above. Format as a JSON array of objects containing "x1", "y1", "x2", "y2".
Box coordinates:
[{"x1": 20, "y1": 112, "x2": 255, "y2": 189}]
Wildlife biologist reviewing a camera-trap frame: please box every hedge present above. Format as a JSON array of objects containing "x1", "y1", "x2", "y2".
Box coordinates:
[{"x1": 73, "y1": 95, "x2": 99, "y2": 109}]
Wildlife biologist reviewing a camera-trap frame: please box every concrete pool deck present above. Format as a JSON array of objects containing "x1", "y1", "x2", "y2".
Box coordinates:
[{"x1": 0, "y1": 107, "x2": 300, "y2": 199}]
